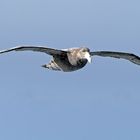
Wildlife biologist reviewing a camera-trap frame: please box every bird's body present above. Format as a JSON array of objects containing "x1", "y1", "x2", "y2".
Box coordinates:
[
  {"x1": 43, "y1": 54, "x2": 87, "y2": 72},
  {"x1": 0, "y1": 46, "x2": 140, "y2": 72},
  {"x1": 39, "y1": 47, "x2": 90, "y2": 72}
]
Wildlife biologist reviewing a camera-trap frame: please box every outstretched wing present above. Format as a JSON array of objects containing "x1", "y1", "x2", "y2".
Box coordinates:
[
  {"x1": 90, "y1": 51, "x2": 140, "y2": 65},
  {"x1": 0, "y1": 46, "x2": 67, "y2": 56}
]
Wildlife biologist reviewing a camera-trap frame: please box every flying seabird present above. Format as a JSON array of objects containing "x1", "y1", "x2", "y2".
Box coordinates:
[{"x1": 0, "y1": 46, "x2": 140, "y2": 72}]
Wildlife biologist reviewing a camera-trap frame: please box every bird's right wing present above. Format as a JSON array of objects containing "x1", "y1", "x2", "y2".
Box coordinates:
[
  {"x1": 0, "y1": 46, "x2": 67, "y2": 56},
  {"x1": 90, "y1": 51, "x2": 140, "y2": 65}
]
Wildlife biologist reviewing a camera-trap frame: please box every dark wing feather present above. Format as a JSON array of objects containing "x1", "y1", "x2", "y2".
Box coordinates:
[
  {"x1": 0, "y1": 46, "x2": 67, "y2": 56},
  {"x1": 90, "y1": 51, "x2": 140, "y2": 65}
]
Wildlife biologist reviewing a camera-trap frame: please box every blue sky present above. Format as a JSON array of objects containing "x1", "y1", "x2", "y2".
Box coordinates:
[{"x1": 0, "y1": 0, "x2": 140, "y2": 140}]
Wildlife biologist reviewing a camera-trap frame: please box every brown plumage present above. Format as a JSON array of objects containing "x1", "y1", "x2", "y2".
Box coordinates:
[{"x1": 0, "y1": 46, "x2": 140, "y2": 72}]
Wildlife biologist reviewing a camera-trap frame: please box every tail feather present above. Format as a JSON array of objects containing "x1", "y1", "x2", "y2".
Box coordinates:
[{"x1": 42, "y1": 60, "x2": 61, "y2": 71}]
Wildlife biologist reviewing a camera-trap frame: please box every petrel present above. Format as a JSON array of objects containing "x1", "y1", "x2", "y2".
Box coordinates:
[{"x1": 0, "y1": 46, "x2": 140, "y2": 72}]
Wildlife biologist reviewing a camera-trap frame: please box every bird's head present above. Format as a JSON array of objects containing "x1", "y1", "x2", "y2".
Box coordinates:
[{"x1": 78, "y1": 47, "x2": 92, "y2": 63}]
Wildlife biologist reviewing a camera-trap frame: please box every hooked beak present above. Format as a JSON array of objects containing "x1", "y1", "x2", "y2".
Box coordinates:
[{"x1": 84, "y1": 52, "x2": 92, "y2": 63}]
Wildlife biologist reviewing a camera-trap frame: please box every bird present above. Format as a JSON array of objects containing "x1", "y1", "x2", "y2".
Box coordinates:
[{"x1": 0, "y1": 45, "x2": 140, "y2": 72}]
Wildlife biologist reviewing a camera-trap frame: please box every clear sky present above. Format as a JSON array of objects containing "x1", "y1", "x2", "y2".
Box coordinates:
[{"x1": 0, "y1": 0, "x2": 140, "y2": 140}]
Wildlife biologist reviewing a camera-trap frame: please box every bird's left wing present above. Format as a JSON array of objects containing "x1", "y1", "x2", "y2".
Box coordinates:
[
  {"x1": 0, "y1": 46, "x2": 67, "y2": 56},
  {"x1": 90, "y1": 51, "x2": 140, "y2": 65}
]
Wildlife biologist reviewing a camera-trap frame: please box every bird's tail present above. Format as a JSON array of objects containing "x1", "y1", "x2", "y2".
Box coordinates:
[{"x1": 42, "y1": 60, "x2": 61, "y2": 71}]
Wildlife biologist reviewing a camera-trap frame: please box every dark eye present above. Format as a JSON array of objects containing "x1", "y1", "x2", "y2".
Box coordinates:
[
  {"x1": 82, "y1": 49, "x2": 86, "y2": 52},
  {"x1": 82, "y1": 48, "x2": 90, "y2": 52}
]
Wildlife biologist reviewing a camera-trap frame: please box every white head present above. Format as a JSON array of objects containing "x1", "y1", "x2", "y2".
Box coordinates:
[{"x1": 79, "y1": 47, "x2": 92, "y2": 63}]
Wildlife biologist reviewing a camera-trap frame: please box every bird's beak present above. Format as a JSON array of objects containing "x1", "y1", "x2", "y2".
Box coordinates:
[{"x1": 85, "y1": 52, "x2": 92, "y2": 63}]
